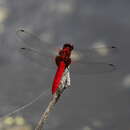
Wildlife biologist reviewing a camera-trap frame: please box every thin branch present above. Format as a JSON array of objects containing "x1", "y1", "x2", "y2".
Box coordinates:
[{"x1": 35, "y1": 68, "x2": 71, "y2": 130}]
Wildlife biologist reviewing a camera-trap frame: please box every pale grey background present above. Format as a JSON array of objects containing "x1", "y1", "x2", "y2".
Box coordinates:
[{"x1": 0, "y1": 0, "x2": 130, "y2": 130}]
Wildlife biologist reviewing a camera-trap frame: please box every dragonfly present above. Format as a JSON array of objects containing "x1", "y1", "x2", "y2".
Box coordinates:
[
  {"x1": 16, "y1": 28, "x2": 118, "y2": 94},
  {"x1": 0, "y1": 28, "x2": 118, "y2": 120}
]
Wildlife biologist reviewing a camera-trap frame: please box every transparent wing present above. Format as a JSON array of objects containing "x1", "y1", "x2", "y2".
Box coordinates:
[
  {"x1": 69, "y1": 46, "x2": 118, "y2": 74},
  {"x1": 16, "y1": 28, "x2": 58, "y2": 69},
  {"x1": 18, "y1": 47, "x2": 117, "y2": 75},
  {"x1": 70, "y1": 62, "x2": 116, "y2": 75},
  {"x1": 16, "y1": 28, "x2": 52, "y2": 53},
  {"x1": 71, "y1": 46, "x2": 118, "y2": 62},
  {"x1": 16, "y1": 28, "x2": 118, "y2": 75},
  {"x1": 19, "y1": 47, "x2": 116, "y2": 75},
  {"x1": 19, "y1": 47, "x2": 56, "y2": 70},
  {"x1": 17, "y1": 29, "x2": 118, "y2": 62}
]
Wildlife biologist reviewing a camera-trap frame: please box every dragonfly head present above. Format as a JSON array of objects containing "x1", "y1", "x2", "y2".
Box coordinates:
[
  {"x1": 59, "y1": 43, "x2": 74, "y2": 58},
  {"x1": 63, "y1": 43, "x2": 74, "y2": 51}
]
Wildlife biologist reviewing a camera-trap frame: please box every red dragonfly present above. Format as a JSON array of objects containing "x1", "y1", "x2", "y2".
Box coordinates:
[
  {"x1": 16, "y1": 29, "x2": 118, "y2": 95},
  {"x1": 0, "y1": 29, "x2": 119, "y2": 119},
  {"x1": 51, "y1": 43, "x2": 73, "y2": 94}
]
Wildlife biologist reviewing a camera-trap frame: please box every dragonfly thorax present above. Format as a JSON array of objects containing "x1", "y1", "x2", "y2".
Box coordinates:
[{"x1": 55, "y1": 44, "x2": 74, "y2": 67}]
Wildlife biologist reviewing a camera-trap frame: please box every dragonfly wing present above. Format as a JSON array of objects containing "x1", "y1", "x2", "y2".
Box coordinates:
[
  {"x1": 19, "y1": 47, "x2": 56, "y2": 70},
  {"x1": 16, "y1": 28, "x2": 52, "y2": 52},
  {"x1": 70, "y1": 62, "x2": 116, "y2": 75},
  {"x1": 71, "y1": 46, "x2": 118, "y2": 62}
]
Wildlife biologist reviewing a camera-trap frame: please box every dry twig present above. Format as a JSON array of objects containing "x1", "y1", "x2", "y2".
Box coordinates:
[{"x1": 35, "y1": 68, "x2": 70, "y2": 130}]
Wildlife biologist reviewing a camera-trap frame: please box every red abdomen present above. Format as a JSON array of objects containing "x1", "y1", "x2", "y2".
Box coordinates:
[{"x1": 52, "y1": 61, "x2": 65, "y2": 94}]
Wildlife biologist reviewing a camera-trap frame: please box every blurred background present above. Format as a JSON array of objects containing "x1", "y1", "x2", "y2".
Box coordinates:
[{"x1": 0, "y1": 0, "x2": 130, "y2": 130}]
